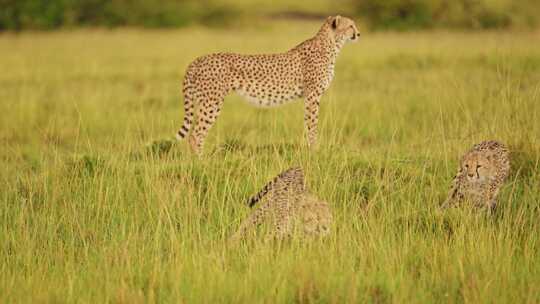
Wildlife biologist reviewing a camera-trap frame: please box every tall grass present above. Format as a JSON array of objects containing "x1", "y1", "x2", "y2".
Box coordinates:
[{"x1": 1, "y1": 22, "x2": 539, "y2": 302}]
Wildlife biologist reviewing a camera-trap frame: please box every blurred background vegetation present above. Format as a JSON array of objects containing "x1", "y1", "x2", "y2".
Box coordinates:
[{"x1": 0, "y1": 0, "x2": 539, "y2": 31}]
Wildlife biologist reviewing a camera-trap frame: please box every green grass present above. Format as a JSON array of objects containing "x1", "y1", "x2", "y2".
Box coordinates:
[{"x1": 1, "y1": 22, "x2": 539, "y2": 303}]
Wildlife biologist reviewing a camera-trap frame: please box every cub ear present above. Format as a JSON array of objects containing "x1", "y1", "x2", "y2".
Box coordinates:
[{"x1": 331, "y1": 15, "x2": 341, "y2": 29}]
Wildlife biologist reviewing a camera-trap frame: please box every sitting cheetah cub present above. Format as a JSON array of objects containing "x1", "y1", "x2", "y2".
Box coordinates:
[
  {"x1": 176, "y1": 16, "x2": 361, "y2": 155},
  {"x1": 230, "y1": 167, "x2": 332, "y2": 241},
  {"x1": 441, "y1": 140, "x2": 510, "y2": 212}
]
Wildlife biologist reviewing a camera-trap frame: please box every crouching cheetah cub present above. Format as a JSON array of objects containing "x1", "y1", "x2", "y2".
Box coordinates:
[
  {"x1": 230, "y1": 167, "x2": 333, "y2": 241},
  {"x1": 441, "y1": 140, "x2": 510, "y2": 212},
  {"x1": 176, "y1": 16, "x2": 361, "y2": 155}
]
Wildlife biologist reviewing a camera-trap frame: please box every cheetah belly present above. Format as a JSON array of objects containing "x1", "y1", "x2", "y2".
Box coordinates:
[{"x1": 236, "y1": 84, "x2": 303, "y2": 108}]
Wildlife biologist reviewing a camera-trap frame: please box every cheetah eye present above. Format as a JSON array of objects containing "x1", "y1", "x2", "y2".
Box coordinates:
[
  {"x1": 477, "y1": 165, "x2": 482, "y2": 168},
  {"x1": 465, "y1": 164, "x2": 469, "y2": 168}
]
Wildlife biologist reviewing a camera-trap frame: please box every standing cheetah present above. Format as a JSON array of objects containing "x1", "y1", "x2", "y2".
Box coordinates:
[
  {"x1": 441, "y1": 140, "x2": 510, "y2": 213},
  {"x1": 230, "y1": 167, "x2": 333, "y2": 241},
  {"x1": 176, "y1": 16, "x2": 360, "y2": 155}
]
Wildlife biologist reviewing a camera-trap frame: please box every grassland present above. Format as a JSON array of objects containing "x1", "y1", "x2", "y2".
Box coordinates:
[{"x1": 1, "y1": 21, "x2": 539, "y2": 303}]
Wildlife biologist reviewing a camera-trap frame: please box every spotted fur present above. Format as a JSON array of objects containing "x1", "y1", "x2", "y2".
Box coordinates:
[
  {"x1": 230, "y1": 167, "x2": 333, "y2": 241},
  {"x1": 247, "y1": 166, "x2": 305, "y2": 207},
  {"x1": 176, "y1": 16, "x2": 360, "y2": 155},
  {"x1": 441, "y1": 140, "x2": 511, "y2": 212}
]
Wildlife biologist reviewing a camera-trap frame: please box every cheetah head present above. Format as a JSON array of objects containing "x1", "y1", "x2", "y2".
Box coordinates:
[
  {"x1": 327, "y1": 15, "x2": 361, "y2": 44},
  {"x1": 461, "y1": 152, "x2": 495, "y2": 183},
  {"x1": 301, "y1": 201, "x2": 333, "y2": 237}
]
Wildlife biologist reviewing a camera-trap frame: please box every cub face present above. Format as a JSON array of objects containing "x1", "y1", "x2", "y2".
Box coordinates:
[
  {"x1": 329, "y1": 15, "x2": 361, "y2": 43},
  {"x1": 460, "y1": 152, "x2": 495, "y2": 184},
  {"x1": 300, "y1": 200, "x2": 332, "y2": 236}
]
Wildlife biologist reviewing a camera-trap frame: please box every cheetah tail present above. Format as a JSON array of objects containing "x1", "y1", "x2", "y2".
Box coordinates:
[
  {"x1": 176, "y1": 73, "x2": 197, "y2": 140},
  {"x1": 247, "y1": 181, "x2": 274, "y2": 208},
  {"x1": 247, "y1": 166, "x2": 304, "y2": 208}
]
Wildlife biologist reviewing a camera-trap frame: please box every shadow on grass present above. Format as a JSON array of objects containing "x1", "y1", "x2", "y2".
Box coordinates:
[
  {"x1": 129, "y1": 138, "x2": 178, "y2": 160},
  {"x1": 211, "y1": 138, "x2": 301, "y2": 156},
  {"x1": 393, "y1": 211, "x2": 456, "y2": 239},
  {"x1": 67, "y1": 154, "x2": 106, "y2": 177},
  {"x1": 509, "y1": 143, "x2": 539, "y2": 180}
]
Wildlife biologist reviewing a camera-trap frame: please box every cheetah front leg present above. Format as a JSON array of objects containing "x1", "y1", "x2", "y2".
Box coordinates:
[
  {"x1": 441, "y1": 173, "x2": 464, "y2": 210},
  {"x1": 485, "y1": 185, "x2": 501, "y2": 215},
  {"x1": 441, "y1": 187, "x2": 458, "y2": 210},
  {"x1": 304, "y1": 91, "x2": 322, "y2": 149}
]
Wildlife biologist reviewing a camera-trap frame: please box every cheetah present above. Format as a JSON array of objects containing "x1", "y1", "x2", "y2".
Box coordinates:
[
  {"x1": 230, "y1": 167, "x2": 333, "y2": 241},
  {"x1": 175, "y1": 16, "x2": 361, "y2": 155},
  {"x1": 441, "y1": 140, "x2": 510, "y2": 213}
]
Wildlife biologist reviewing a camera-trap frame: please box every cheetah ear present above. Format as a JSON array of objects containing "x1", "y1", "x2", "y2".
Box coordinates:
[{"x1": 331, "y1": 15, "x2": 341, "y2": 29}]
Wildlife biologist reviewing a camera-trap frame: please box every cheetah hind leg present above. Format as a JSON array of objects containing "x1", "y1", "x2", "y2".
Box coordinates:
[
  {"x1": 265, "y1": 192, "x2": 296, "y2": 241},
  {"x1": 229, "y1": 204, "x2": 270, "y2": 243},
  {"x1": 188, "y1": 87, "x2": 227, "y2": 155},
  {"x1": 266, "y1": 210, "x2": 293, "y2": 242}
]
